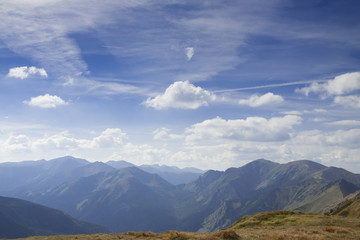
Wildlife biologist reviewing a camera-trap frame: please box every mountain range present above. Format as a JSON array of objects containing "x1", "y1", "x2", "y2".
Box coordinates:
[{"x1": 1, "y1": 156, "x2": 360, "y2": 234}]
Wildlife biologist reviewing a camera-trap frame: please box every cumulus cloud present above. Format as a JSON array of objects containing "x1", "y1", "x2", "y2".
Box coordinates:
[
  {"x1": 31, "y1": 128, "x2": 127, "y2": 150},
  {"x1": 238, "y1": 92, "x2": 284, "y2": 107},
  {"x1": 7, "y1": 66, "x2": 48, "y2": 79},
  {"x1": 334, "y1": 95, "x2": 360, "y2": 108},
  {"x1": 153, "y1": 128, "x2": 183, "y2": 141},
  {"x1": 185, "y1": 115, "x2": 302, "y2": 143},
  {"x1": 3, "y1": 135, "x2": 31, "y2": 152},
  {"x1": 185, "y1": 47, "x2": 194, "y2": 60},
  {"x1": 92, "y1": 128, "x2": 127, "y2": 148},
  {"x1": 3, "y1": 128, "x2": 127, "y2": 153},
  {"x1": 144, "y1": 81, "x2": 216, "y2": 110},
  {"x1": 288, "y1": 129, "x2": 360, "y2": 157},
  {"x1": 297, "y1": 72, "x2": 360, "y2": 97},
  {"x1": 110, "y1": 143, "x2": 171, "y2": 165},
  {"x1": 24, "y1": 94, "x2": 68, "y2": 108},
  {"x1": 32, "y1": 131, "x2": 88, "y2": 150}
]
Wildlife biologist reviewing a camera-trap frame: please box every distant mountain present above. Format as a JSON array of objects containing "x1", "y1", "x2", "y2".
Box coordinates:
[
  {"x1": 175, "y1": 159, "x2": 360, "y2": 232},
  {"x1": 28, "y1": 167, "x2": 178, "y2": 233},
  {"x1": 139, "y1": 164, "x2": 204, "y2": 185},
  {"x1": 2, "y1": 157, "x2": 360, "y2": 234},
  {"x1": 0, "y1": 196, "x2": 110, "y2": 239},
  {"x1": 71, "y1": 161, "x2": 116, "y2": 177},
  {"x1": 0, "y1": 156, "x2": 90, "y2": 194},
  {"x1": 140, "y1": 164, "x2": 204, "y2": 174},
  {"x1": 106, "y1": 160, "x2": 135, "y2": 169},
  {"x1": 106, "y1": 160, "x2": 204, "y2": 185}
]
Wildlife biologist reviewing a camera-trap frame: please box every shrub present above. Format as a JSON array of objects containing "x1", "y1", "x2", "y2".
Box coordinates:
[
  {"x1": 166, "y1": 231, "x2": 189, "y2": 240},
  {"x1": 214, "y1": 230, "x2": 241, "y2": 240}
]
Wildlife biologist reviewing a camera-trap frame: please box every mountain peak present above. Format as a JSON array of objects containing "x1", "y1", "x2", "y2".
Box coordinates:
[
  {"x1": 49, "y1": 156, "x2": 89, "y2": 164},
  {"x1": 245, "y1": 159, "x2": 279, "y2": 167},
  {"x1": 286, "y1": 160, "x2": 326, "y2": 170},
  {"x1": 106, "y1": 160, "x2": 135, "y2": 169}
]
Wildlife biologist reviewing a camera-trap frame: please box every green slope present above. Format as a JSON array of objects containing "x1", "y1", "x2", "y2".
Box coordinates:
[{"x1": 329, "y1": 191, "x2": 360, "y2": 218}]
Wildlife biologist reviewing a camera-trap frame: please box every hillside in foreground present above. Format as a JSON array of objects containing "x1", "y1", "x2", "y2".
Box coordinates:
[{"x1": 11, "y1": 210, "x2": 360, "y2": 240}]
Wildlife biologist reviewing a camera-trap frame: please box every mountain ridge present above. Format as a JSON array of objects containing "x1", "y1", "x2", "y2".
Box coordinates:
[{"x1": 1, "y1": 156, "x2": 360, "y2": 233}]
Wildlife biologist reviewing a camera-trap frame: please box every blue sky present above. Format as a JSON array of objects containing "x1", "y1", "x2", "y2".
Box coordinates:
[{"x1": 0, "y1": 0, "x2": 359, "y2": 171}]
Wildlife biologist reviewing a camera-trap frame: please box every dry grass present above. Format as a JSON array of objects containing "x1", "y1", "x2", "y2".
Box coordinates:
[{"x1": 8, "y1": 211, "x2": 360, "y2": 240}]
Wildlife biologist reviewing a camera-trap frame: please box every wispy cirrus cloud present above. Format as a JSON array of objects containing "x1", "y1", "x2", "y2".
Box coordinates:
[
  {"x1": 0, "y1": 0, "x2": 147, "y2": 80},
  {"x1": 326, "y1": 120, "x2": 360, "y2": 126}
]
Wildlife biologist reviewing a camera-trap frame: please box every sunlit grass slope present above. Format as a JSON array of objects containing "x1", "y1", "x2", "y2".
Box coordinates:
[{"x1": 13, "y1": 210, "x2": 360, "y2": 240}]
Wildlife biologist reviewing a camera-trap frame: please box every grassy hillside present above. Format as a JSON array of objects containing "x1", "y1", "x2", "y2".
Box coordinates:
[
  {"x1": 11, "y1": 210, "x2": 360, "y2": 240},
  {"x1": 329, "y1": 191, "x2": 360, "y2": 218}
]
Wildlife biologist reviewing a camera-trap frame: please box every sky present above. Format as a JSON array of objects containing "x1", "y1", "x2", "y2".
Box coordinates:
[{"x1": 0, "y1": 0, "x2": 359, "y2": 172}]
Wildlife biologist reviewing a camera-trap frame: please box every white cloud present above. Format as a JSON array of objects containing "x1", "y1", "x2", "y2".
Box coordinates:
[
  {"x1": 185, "y1": 47, "x2": 194, "y2": 60},
  {"x1": 31, "y1": 128, "x2": 127, "y2": 150},
  {"x1": 7, "y1": 66, "x2": 48, "y2": 79},
  {"x1": 32, "y1": 131, "x2": 89, "y2": 150},
  {"x1": 238, "y1": 129, "x2": 360, "y2": 171},
  {"x1": 3, "y1": 135, "x2": 31, "y2": 152},
  {"x1": 24, "y1": 94, "x2": 68, "y2": 108},
  {"x1": 297, "y1": 72, "x2": 360, "y2": 97},
  {"x1": 238, "y1": 92, "x2": 284, "y2": 107},
  {"x1": 286, "y1": 129, "x2": 360, "y2": 162},
  {"x1": 144, "y1": 81, "x2": 216, "y2": 110},
  {"x1": 3, "y1": 128, "x2": 127, "y2": 154},
  {"x1": 326, "y1": 120, "x2": 360, "y2": 126},
  {"x1": 185, "y1": 115, "x2": 302, "y2": 143},
  {"x1": 110, "y1": 143, "x2": 171, "y2": 165},
  {"x1": 334, "y1": 95, "x2": 360, "y2": 108},
  {"x1": 92, "y1": 128, "x2": 127, "y2": 148},
  {"x1": 322, "y1": 129, "x2": 360, "y2": 148},
  {"x1": 1, "y1": 124, "x2": 360, "y2": 171},
  {"x1": 153, "y1": 128, "x2": 183, "y2": 141},
  {"x1": 280, "y1": 110, "x2": 302, "y2": 115},
  {"x1": 312, "y1": 108, "x2": 328, "y2": 113}
]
